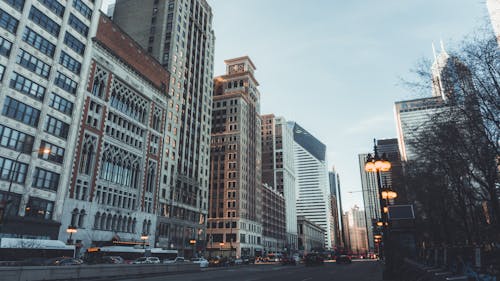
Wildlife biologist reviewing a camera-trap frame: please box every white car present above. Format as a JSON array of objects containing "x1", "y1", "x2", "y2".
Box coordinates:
[
  {"x1": 163, "y1": 257, "x2": 185, "y2": 264},
  {"x1": 133, "y1": 257, "x2": 160, "y2": 264},
  {"x1": 191, "y1": 258, "x2": 209, "y2": 268}
]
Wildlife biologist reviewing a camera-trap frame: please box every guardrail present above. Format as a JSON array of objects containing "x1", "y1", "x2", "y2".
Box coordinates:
[{"x1": 0, "y1": 262, "x2": 200, "y2": 281}]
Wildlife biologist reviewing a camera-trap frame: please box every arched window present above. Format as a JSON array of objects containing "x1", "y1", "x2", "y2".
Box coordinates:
[
  {"x1": 142, "y1": 219, "x2": 147, "y2": 234},
  {"x1": 94, "y1": 212, "x2": 101, "y2": 229},
  {"x1": 117, "y1": 215, "x2": 122, "y2": 232},
  {"x1": 127, "y1": 217, "x2": 132, "y2": 232},
  {"x1": 78, "y1": 209, "x2": 86, "y2": 228},
  {"x1": 147, "y1": 220, "x2": 151, "y2": 234},
  {"x1": 132, "y1": 218, "x2": 137, "y2": 233},
  {"x1": 112, "y1": 215, "x2": 117, "y2": 231},
  {"x1": 91, "y1": 77, "x2": 106, "y2": 98},
  {"x1": 100, "y1": 213, "x2": 106, "y2": 230},
  {"x1": 106, "y1": 214, "x2": 112, "y2": 230},
  {"x1": 70, "y1": 208, "x2": 79, "y2": 227}
]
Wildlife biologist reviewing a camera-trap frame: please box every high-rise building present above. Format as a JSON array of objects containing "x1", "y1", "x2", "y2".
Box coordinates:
[
  {"x1": 208, "y1": 56, "x2": 263, "y2": 258},
  {"x1": 487, "y1": 0, "x2": 500, "y2": 44},
  {"x1": 290, "y1": 122, "x2": 334, "y2": 249},
  {"x1": 346, "y1": 205, "x2": 368, "y2": 255},
  {"x1": 261, "y1": 184, "x2": 286, "y2": 254},
  {"x1": 261, "y1": 114, "x2": 297, "y2": 251},
  {"x1": 112, "y1": 0, "x2": 214, "y2": 255},
  {"x1": 329, "y1": 168, "x2": 342, "y2": 249},
  {"x1": 0, "y1": 0, "x2": 103, "y2": 239},
  {"x1": 60, "y1": 13, "x2": 170, "y2": 252}
]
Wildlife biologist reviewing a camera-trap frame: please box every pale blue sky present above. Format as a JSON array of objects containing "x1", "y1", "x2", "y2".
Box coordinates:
[{"x1": 102, "y1": 0, "x2": 491, "y2": 210}]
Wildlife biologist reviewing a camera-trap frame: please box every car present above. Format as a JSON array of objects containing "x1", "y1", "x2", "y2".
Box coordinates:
[
  {"x1": 336, "y1": 254, "x2": 352, "y2": 264},
  {"x1": 234, "y1": 258, "x2": 243, "y2": 265},
  {"x1": 101, "y1": 256, "x2": 125, "y2": 264},
  {"x1": 191, "y1": 257, "x2": 209, "y2": 268},
  {"x1": 304, "y1": 253, "x2": 324, "y2": 266},
  {"x1": 47, "y1": 257, "x2": 83, "y2": 266},
  {"x1": 281, "y1": 256, "x2": 296, "y2": 266},
  {"x1": 163, "y1": 257, "x2": 185, "y2": 264},
  {"x1": 133, "y1": 257, "x2": 161, "y2": 264}
]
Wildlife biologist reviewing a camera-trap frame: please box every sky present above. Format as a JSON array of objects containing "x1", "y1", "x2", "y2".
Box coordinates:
[{"x1": 101, "y1": 0, "x2": 491, "y2": 210}]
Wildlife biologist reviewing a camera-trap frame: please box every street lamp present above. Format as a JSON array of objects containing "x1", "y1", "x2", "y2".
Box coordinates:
[
  {"x1": 219, "y1": 242, "x2": 224, "y2": 257},
  {"x1": 0, "y1": 148, "x2": 51, "y2": 230},
  {"x1": 141, "y1": 234, "x2": 149, "y2": 249},
  {"x1": 66, "y1": 226, "x2": 77, "y2": 244},
  {"x1": 190, "y1": 239, "x2": 197, "y2": 258}
]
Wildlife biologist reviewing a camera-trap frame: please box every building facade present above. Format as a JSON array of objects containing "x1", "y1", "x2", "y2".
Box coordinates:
[
  {"x1": 346, "y1": 205, "x2": 368, "y2": 255},
  {"x1": 487, "y1": 0, "x2": 500, "y2": 44},
  {"x1": 112, "y1": 0, "x2": 215, "y2": 256},
  {"x1": 328, "y1": 169, "x2": 342, "y2": 249},
  {"x1": 59, "y1": 13, "x2": 171, "y2": 252},
  {"x1": 208, "y1": 56, "x2": 263, "y2": 258},
  {"x1": 261, "y1": 114, "x2": 297, "y2": 252},
  {"x1": 0, "y1": 0, "x2": 103, "y2": 239},
  {"x1": 297, "y1": 216, "x2": 325, "y2": 254},
  {"x1": 290, "y1": 122, "x2": 333, "y2": 249},
  {"x1": 261, "y1": 184, "x2": 286, "y2": 254}
]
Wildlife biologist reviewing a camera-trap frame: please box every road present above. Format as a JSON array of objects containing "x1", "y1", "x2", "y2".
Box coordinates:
[{"x1": 117, "y1": 260, "x2": 382, "y2": 281}]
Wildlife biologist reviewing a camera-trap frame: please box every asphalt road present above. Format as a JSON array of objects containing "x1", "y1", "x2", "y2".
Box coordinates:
[{"x1": 117, "y1": 260, "x2": 382, "y2": 281}]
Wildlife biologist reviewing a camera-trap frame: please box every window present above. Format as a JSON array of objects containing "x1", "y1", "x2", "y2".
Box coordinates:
[
  {"x1": 44, "y1": 115, "x2": 69, "y2": 139},
  {"x1": 39, "y1": 140, "x2": 64, "y2": 164},
  {"x1": 10, "y1": 72, "x2": 46, "y2": 100},
  {"x1": 0, "y1": 64, "x2": 4, "y2": 81},
  {"x1": 63, "y1": 32, "x2": 85, "y2": 55},
  {"x1": 22, "y1": 28, "x2": 56, "y2": 57},
  {"x1": 32, "y1": 167, "x2": 60, "y2": 191},
  {"x1": 0, "y1": 191, "x2": 21, "y2": 217},
  {"x1": 29, "y1": 7, "x2": 60, "y2": 37},
  {"x1": 0, "y1": 155, "x2": 28, "y2": 184},
  {"x1": 0, "y1": 124, "x2": 34, "y2": 153},
  {"x1": 15, "y1": 50, "x2": 51, "y2": 78},
  {"x1": 54, "y1": 71, "x2": 78, "y2": 94},
  {"x1": 68, "y1": 14, "x2": 88, "y2": 37},
  {"x1": 0, "y1": 9, "x2": 18, "y2": 34},
  {"x1": 3, "y1": 0, "x2": 25, "y2": 11},
  {"x1": 73, "y1": 0, "x2": 92, "y2": 19},
  {"x1": 38, "y1": 0, "x2": 65, "y2": 17},
  {"x1": 0, "y1": 36, "x2": 12, "y2": 57},
  {"x1": 59, "y1": 51, "x2": 81, "y2": 74},
  {"x1": 25, "y1": 197, "x2": 54, "y2": 220},
  {"x1": 48, "y1": 92, "x2": 73, "y2": 116},
  {"x1": 2, "y1": 97, "x2": 40, "y2": 127}
]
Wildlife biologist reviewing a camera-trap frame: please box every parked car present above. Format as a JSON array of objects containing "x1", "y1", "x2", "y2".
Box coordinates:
[
  {"x1": 336, "y1": 254, "x2": 352, "y2": 264},
  {"x1": 304, "y1": 253, "x2": 324, "y2": 266},
  {"x1": 164, "y1": 257, "x2": 185, "y2": 264},
  {"x1": 191, "y1": 258, "x2": 209, "y2": 268},
  {"x1": 281, "y1": 256, "x2": 297, "y2": 266},
  {"x1": 47, "y1": 257, "x2": 83, "y2": 266},
  {"x1": 100, "y1": 256, "x2": 125, "y2": 264},
  {"x1": 234, "y1": 258, "x2": 243, "y2": 265},
  {"x1": 133, "y1": 257, "x2": 160, "y2": 264}
]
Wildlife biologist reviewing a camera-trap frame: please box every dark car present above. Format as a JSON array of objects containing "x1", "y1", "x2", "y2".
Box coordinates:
[
  {"x1": 281, "y1": 256, "x2": 297, "y2": 266},
  {"x1": 336, "y1": 254, "x2": 352, "y2": 264},
  {"x1": 304, "y1": 253, "x2": 324, "y2": 266}
]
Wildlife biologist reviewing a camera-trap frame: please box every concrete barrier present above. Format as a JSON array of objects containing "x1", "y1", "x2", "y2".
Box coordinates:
[{"x1": 0, "y1": 263, "x2": 200, "y2": 281}]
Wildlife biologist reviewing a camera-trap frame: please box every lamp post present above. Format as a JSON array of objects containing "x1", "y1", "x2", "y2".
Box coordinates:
[
  {"x1": 0, "y1": 148, "x2": 50, "y2": 232},
  {"x1": 189, "y1": 239, "x2": 196, "y2": 258},
  {"x1": 219, "y1": 242, "x2": 224, "y2": 257},
  {"x1": 141, "y1": 234, "x2": 149, "y2": 250},
  {"x1": 66, "y1": 226, "x2": 78, "y2": 258},
  {"x1": 364, "y1": 139, "x2": 397, "y2": 279}
]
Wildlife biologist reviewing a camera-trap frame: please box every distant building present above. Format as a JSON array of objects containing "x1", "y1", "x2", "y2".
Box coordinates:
[
  {"x1": 290, "y1": 122, "x2": 334, "y2": 249},
  {"x1": 487, "y1": 0, "x2": 500, "y2": 44},
  {"x1": 346, "y1": 205, "x2": 368, "y2": 255},
  {"x1": 329, "y1": 169, "x2": 342, "y2": 249},
  {"x1": 297, "y1": 216, "x2": 325, "y2": 254},
  {"x1": 261, "y1": 114, "x2": 297, "y2": 251},
  {"x1": 261, "y1": 184, "x2": 286, "y2": 254},
  {"x1": 208, "y1": 56, "x2": 263, "y2": 258}
]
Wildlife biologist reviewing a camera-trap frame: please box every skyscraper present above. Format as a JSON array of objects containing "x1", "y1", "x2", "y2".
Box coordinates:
[
  {"x1": 113, "y1": 0, "x2": 214, "y2": 255},
  {"x1": 209, "y1": 56, "x2": 263, "y2": 258},
  {"x1": 487, "y1": 0, "x2": 500, "y2": 44},
  {"x1": 0, "y1": 0, "x2": 103, "y2": 239},
  {"x1": 261, "y1": 114, "x2": 297, "y2": 251},
  {"x1": 290, "y1": 122, "x2": 334, "y2": 249},
  {"x1": 346, "y1": 205, "x2": 368, "y2": 255},
  {"x1": 329, "y1": 168, "x2": 342, "y2": 249}
]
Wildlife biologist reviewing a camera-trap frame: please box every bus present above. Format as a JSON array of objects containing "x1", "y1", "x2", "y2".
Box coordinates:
[
  {"x1": 0, "y1": 238, "x2": 75, "y2": 265},
  {"x1": 85, "y1": 245, "x2": 178, "y2": 263}
]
